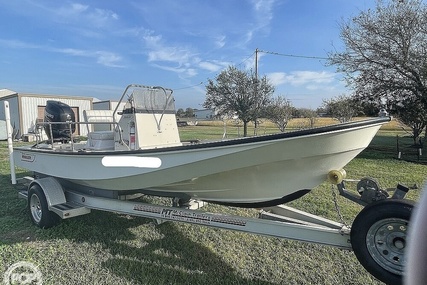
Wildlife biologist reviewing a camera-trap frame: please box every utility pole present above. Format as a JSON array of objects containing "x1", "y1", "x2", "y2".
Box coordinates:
[
  {"x1": 255, "y1": 48, "x2": 259, "y2": 81},
  {"x1": 254, "y1": 48, "x2": 259, "y2": 135}
]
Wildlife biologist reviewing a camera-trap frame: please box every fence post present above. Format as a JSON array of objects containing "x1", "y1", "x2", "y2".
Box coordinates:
[{"x1": 397, "y1": 135, "x2": 401, "y2": 159}]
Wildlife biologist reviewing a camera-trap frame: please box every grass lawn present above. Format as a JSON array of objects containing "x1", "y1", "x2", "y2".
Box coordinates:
[{"x1": 0, "y1": 118, "x2": 426, "y2": 285}]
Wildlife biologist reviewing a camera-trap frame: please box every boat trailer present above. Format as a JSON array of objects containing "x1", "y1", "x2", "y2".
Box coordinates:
[{"x1": 13, "y1": 173, "x2": 414, "y2": 285}]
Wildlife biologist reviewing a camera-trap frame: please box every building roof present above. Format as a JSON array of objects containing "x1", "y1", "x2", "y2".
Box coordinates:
[
  {"x1": 93, "y1": 98, "x2": 120, "y2": 103},
  {"x1": 0, "y1": 89, "x2": 18, "y2": 98},
  {"x1": 0, "y1": 89, "x2": 93, "y2": 102},
  {"x1": 18, "y1": 92, "x2": 93, "y2": 101}
]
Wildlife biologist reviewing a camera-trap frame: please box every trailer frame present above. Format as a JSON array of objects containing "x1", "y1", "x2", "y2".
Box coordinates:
[{"x1": 17, "y1": 176, "x2": 352, "y2": 249}]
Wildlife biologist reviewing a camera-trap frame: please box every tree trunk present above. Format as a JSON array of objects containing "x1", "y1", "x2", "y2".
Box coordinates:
[
  {"x1": 243, "y1": 121, "x2": 248, "y2": 137},
  {"x1": 413, "y1": 129, "x2": 421, "y2": 145},
  {"x1": 412, "y1": 124, "x2": 424, "y2": 145},
  {"x1": 253, "y1": 119, "x2": 258, "y2": 136}
]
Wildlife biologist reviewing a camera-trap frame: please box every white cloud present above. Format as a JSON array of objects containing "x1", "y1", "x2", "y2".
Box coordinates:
[
  {"x1": 289, "y1": 71, "x2": 336, "y2": 85},
  {"x1": 198, "y1": 60, "x2": 229, "y2": 72},
  {"x1": 59, "y1": 48, "x2": 88, "y2": 57},
  {"x1": 0, "y1": 40, "x2": 121, "y2": 67},
  {"x1": 252, "y1": 0, "x2": 275, "y2": 22},
  {"x1": 48, "y1": 2, "x2": 119, "y2": 30},
  {"x1": 268, "y1": 72, "x2": 287, "y2": 85},
  {"x1": 268, "y1": 71, "x2": 336, "y2": 87},
  {"x1": 56, "y1": 3, "x2": 87, "y2": 17},
  {"x1": 142, "y1": 31, "x2": 193, "y2": 64},
  {"x1": 244, "y1": 31, "x2": 254, "y2": 44},
  {"x1": 89, "y1": 8, "x2": 120, "y2": 27},
  {"x1": 0, "y1": 39, "x2": 40, "y2": 49},
  {"x1": 141, "y1": 29, "x2": 201, "y2": 77},
  {"x1": 243, "y1": 0, "x2": 276, "y2": 43},
  {"x1": 143, "y1": 32, "x2": 162, "y2": 46},
  {"x1": 147, "y1": 48, "x2": 191, "y2": 64},
  {"x1": 70, "y1": 3, "x2": 88, "y2": 13},
  {"x1": 53, "y1": 47, "x2": 124, "y2": 67},
  {"x1": 151, "y1": 63, "x2": 198, "y2": 78},
  {"x1": 214, "y1": 35, "x2": 226, "y2": 48},
  {"x1": 115, "y1": 27, "x2": 145, "y2": 37},
  {"x1": 95, "y1": 51, "x2": 123, "y2": 67},
  {"x1": 186, "y1": 68, "x2": 198, "y2": 77},
  {"x1": 198, "y1": 62, "x2": 221, "y2": 72}
]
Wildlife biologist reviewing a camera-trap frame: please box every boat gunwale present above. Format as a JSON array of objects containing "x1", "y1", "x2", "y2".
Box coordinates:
[{"x1": 14, "y1": 117, "x2": 390, "y2": 155}]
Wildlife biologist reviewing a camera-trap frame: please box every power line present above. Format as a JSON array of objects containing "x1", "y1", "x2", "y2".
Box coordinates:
[
  {"x1": 257, "y1": 49, "x2": 329, "y2": 60},
  {"x1": 236, "y1": 51, "x2": 256, "y2": 68},
  {"x1": 174, "y1": 49, "x2": 328, "y2": 92},
  {"x1": 173, "y1": 82, "x2": 204, "y2": 90}
]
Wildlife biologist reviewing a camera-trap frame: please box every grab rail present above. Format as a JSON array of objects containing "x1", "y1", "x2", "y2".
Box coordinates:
[
  {"x1": 34, "y1": 121, "x2": 124, "y2": 151},
  {"x1": 111, "y1": 84, "x2": 174, "y2": 133},
  {"x1": 112, "y1": 84, "x2": 149, "y2": 127}
]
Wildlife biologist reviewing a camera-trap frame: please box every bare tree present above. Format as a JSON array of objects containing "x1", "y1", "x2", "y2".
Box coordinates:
[
  {"x1": 265, "y1": 96, "x2": 293, "y2": 132},
  {"x1": 299, "y1": 108, "x2": 318, "y2": 128},
  {"x1": 328, "y1": 0, "x2": 427, "y2": 117},
  {"x1": 322, "y1": 95, "x2": 360, "y2": 123},
  {"x1": 204, "y1": 66, "x2": 274, "y2": 137}
]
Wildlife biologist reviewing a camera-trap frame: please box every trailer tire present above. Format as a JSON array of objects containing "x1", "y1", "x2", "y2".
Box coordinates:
[
  {"x1": 351, "y1": 199, "x2": 414, "y2": 285},
  {"x1": 28, "y1": 184, "x2": 61, "y2": 228}
]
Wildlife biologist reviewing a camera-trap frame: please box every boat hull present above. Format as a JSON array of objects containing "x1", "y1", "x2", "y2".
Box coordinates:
[{"x1": 13, "y1": 118, "x2": 388, "y2": 204}]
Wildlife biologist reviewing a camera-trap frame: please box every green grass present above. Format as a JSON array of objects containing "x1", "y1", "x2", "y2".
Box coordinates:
[{"x1": 1, "y1": 123, "x2": 426, "y2": 284}]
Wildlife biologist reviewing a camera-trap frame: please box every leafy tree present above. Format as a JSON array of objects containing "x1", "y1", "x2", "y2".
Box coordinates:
[
  {"x1": 290, "y1": 108, "x2": 303, "y2": 118},
  {"x1": 360, "y1": 101, "x2": 381, "y2": 117},
  {"x1": 251, "y1": 84, "x2": 272, "y2": 135},
  {"x1": 176, "y1": 108, "x2": 185, "y2": 118},
  {"x1": 322, "y1": 95, "x2": 360, "y2": 123},
  {"x1": 328, "y1": 0, "x2": 427, "y2": 136},
  {"x1": 395, "y1": 98, "x2": 427, "y2": 144},
  {"x1": 264, "y1": 96, "x2": 293, "y2": 132},
  {"x1": 185, "y1": 107, "x2": 194, "y2": 118},
  {"x1": 316, "y1": 107, "x2": 327, "y2": 115},
  {"x1": 204, "y1": 66, "x2": 274, "y2": 136}
]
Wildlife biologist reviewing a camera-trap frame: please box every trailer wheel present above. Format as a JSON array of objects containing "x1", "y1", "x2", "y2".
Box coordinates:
[
  {"x1": 28, "y1": 184, "x2": 61, "y2": 228},
  {"x1": 351, "y1": 199, "x2": 414, "y2": 285}
]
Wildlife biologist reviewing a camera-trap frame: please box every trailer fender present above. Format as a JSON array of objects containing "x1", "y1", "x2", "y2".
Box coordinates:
[{"x1": 29, "y1": 177, "x2": 66, "y2": 209}]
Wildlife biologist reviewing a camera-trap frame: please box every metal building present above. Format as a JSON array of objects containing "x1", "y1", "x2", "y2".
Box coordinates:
[
  {"x1": 93, "y1": 99, "x2": 125, "y2": 112},
  {"x1": 0, "y1": 89, "x2": 92, "y2": 139},
  {"x1": 194, "y1": 109, "x2": 217, "y2": 120}
]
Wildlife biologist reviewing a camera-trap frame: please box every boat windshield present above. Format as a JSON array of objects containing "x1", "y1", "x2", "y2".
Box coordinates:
[{"x1": 131, "y1": 87, "x2": 175, "y2": 113}]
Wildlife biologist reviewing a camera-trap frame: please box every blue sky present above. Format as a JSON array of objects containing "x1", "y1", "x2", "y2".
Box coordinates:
[{"x1": 0, "y1": 0, "x2": 376, "y2": 109}]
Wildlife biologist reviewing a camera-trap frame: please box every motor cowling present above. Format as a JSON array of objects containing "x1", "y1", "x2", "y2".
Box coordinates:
[{"x1": 44, "y1": 100, "x2": 76, "y2": 142}]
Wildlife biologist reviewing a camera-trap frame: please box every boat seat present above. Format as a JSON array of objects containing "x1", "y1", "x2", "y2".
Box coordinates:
[
  {"x1": 85, "y1": 131, "x2": 115, "y2": 150},
  {"x1": 83, "y1": 110, "x2": 117, "y2": 132}
]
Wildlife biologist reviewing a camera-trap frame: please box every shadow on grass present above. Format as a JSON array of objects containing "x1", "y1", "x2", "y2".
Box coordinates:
[
  {"x1": 48, "y1": 214, "x2": 274, "y2": 284},
  {"x1": 0, "y1": 173, "x2": 273, "y2": 285},
  {"x1": 103, "y1": 222, "x2": 272, "y2": 285},
  {"x1": 358, "y1": 134, "x2": 427, "y2": 164},
  {"x1": 0, "y1": 173, "x2": 38, "y2": 244}
]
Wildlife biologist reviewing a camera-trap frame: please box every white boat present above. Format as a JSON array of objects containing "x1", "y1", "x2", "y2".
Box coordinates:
[
  {"x1": 12, "y1": 84, "x2": 390, "y2": 207},
  {"x1": 4, "y1": 85, "x2": 412, "y2": 285}
]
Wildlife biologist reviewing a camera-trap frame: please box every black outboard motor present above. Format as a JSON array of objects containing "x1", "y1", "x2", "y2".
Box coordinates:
[{"x1": 44, "y1": 100, "x2": 76, "y2": 142}]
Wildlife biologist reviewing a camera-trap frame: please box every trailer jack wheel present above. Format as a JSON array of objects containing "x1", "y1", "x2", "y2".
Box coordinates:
[
  {"x1": 28, "y1": 184, "x2": 61, "y2": 229},
  {"x1": 351, "y1": 199, "x2": 414, "y2": 285}
]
